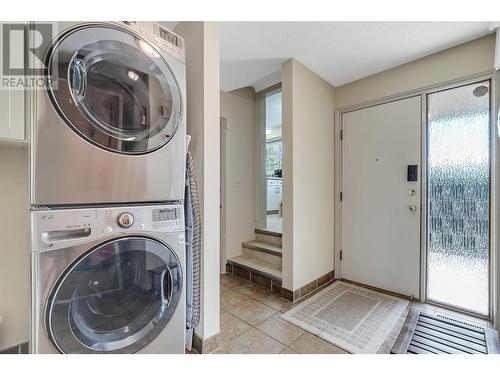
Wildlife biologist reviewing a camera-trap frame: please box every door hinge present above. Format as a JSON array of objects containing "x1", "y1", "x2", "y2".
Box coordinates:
[
  {"x1": 340, "y1": 129, "x2": 343, "y2": 141},
  {"x1": 340, "y1": 250, "x2": 343, "y2": 261},
  {"x1": 340, "y1": 192, "x2": 343, "y2": 202}
]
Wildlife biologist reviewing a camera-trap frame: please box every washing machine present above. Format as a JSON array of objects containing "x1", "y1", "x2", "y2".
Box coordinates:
[
  {"x1": 30, "y1": 203, "x2": 186, "y2": 354},
  {"x1": 30, "y1": 21, "x2": 186, "y2": 206}
]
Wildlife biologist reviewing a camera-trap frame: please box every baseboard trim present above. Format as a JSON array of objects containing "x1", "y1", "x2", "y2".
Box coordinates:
[
  {"x1": 340, "y1": 278, "x2": 414, "y2": 301},
  {"x1": 192, "y1": 332, "x2": 220, "y2": 354},
  {"x1": 280, "y1": 270, "x2": 335, "y2": 302},
  {"x1": 0, "y1": 342, "x2": 28, "y2": 354}
]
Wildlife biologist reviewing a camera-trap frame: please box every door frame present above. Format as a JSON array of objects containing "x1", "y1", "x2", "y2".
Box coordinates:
[
  {"x1": 335, "y1": 70, "x2": 497, "y2": 322},
  {"x1": 256, "y1": 83, "x2": 282, "y2": 231},
  {"x1": 220, "y1": 117, "x2": 229, "y2": 273}
]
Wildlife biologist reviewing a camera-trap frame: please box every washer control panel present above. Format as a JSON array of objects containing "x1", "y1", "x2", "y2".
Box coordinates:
[
  {"x1": 31, "y1": 204, "x2": 185, "y2": 251},
  {"x1": 117, "y1": 212, "x2": 134, "y2": 228},
  {"x1": 152, "y1": 206, "x2": 183, "y2": 230},
  {"x1": 97, "y1": 205, "x2": 184, "y2": 236}
]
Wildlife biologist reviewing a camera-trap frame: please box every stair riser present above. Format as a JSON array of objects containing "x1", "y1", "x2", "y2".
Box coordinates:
[
  {"x1": 226, "y1": 263, "x2": 282, "y2": 292},
  {"x1": 242, "y1": 248, "x2": 282, "y2": 268},
  {"x1": 242, "y1": 242, "x2": 282, "y2": 257},
  {"x1": 255, "y1": 232, "x2": 282, "y2": 246}
]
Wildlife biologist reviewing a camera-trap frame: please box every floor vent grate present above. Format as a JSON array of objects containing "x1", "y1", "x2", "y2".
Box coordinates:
[
  {"x1": 435, "y1": 314, "x2": 483, "y2": 330},
  {"x1": 392, "y1": 309, "x2": 500, "y2": 354}
]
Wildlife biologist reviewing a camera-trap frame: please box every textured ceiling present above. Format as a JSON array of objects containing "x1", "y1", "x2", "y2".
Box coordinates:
[{"x1": 220, "y1": 22, "x2": 492, "y2": 92}]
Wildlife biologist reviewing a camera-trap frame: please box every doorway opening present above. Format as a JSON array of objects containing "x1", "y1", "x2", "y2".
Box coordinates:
[
  {"x1": 258, "y1": 87, "x2": 283, "y2": 233},
  {"x1": 425, "y1": 80, "x2": 491, "y2": 317}
]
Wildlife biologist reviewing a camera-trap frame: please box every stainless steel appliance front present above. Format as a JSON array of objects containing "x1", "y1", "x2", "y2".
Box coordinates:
[
  {"x1": 30, "y1": 22, "x2": 186, "y2": 205},
  {"x1": 30, "y1": 204, "x2": 186, "y2": 354}
]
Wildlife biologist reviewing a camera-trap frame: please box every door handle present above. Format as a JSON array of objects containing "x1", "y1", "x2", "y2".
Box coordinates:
[
  {"x1": 409, "y1": 204, "x2": 417, "y2": 212},
  {"x1": 160, "y1": 268, "x2": 173, "y2": 306},
  {"x1": 42, "y1": 228, "x2": 91, "y2": 242},
  {"x1": 71, "y1": 59, "x2": 87, "y2": 101}
]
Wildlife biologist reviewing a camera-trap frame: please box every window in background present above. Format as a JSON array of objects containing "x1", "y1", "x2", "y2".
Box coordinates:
[
  {"x1": 265, "y1": 90, "x2": 282, "y2": 176},
  {"x1": 266, "y1": 140, "x2": 282, "y2": 176}
]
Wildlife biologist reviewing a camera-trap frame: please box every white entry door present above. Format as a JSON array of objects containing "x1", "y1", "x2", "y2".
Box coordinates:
[{"x1": 341, "y1": 96, "x2": 421, "y2": 298}]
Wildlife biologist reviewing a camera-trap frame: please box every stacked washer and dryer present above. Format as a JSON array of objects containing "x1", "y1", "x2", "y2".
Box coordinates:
[{"x1": 29, "y1": 22, "x2": 188, "y2": 354}]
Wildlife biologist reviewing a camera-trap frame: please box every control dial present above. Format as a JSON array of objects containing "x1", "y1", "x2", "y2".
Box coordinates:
[{"x1": 117, "y1": 212, "x2": 134, "y2": 228}]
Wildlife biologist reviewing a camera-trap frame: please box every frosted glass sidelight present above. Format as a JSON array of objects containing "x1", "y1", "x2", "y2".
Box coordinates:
[{"x1": 426, "y1": 81, "x2": 490, "y2": 316}]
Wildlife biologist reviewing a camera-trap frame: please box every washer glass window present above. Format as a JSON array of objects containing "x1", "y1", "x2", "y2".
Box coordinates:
[
  {"x1": 47, "y1": 237, "x2": 182, "y2": 354},
  {"x1": 48, "y1": 25, "x2": 182, "y2": 154}
]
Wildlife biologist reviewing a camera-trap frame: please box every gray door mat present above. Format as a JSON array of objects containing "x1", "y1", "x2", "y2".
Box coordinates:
[{"x1": 391, "y1": 308, "x2": 500, "y2": 354}]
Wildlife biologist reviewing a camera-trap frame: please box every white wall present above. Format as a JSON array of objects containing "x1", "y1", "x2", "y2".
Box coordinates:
[
  {"x1": 282, "y1": 59, "x2": 336, "y2": 291},
  {"x1": 174, "y1": 22, "x2": 220, "y2": 342},
  {"x1": 336, "y1": 34, "x2": 496, "y2": 109},
  {"x1": 220, "y1": 88, "x2": 256, "y2": 263},
  {"x1": 0, "y1": 146, "x2": 29, "y2": 350}
]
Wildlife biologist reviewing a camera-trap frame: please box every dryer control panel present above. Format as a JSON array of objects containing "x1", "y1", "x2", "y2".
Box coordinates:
[
  {"x1": 120, "y1": 21, "x2": 185, "y2": 62},
  {"x1": 31, "y1": 204, "x2": 185, "y2": 252}
]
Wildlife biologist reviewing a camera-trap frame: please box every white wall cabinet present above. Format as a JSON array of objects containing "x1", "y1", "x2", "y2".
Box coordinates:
[
  {"x1": 0, "y1": 22, "x2": 26, "y2": 143},
  {"x1": 0, "y1": 88, "x2": 25, "y2": 142}
]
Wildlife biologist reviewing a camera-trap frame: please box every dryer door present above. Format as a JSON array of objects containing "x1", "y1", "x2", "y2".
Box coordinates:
[
  {"x1": 47, "y1": 24, "x2": 182, "y2": 154},
  {"x1": 46, "y1": 236, "x2": 182, "y2": 354}
]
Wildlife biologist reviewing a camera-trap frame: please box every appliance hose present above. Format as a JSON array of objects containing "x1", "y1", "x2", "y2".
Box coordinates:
[{"x1": 185, "y1": 150, "x2": 201, "y2": 349}]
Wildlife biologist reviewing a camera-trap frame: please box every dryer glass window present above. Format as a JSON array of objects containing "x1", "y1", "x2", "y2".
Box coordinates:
[
  {"x1": 48, "y1": 26, "x2": 182, "y2": 154},
  {"x1": 47, "y1": 237, "x2": 182, "y2": 354}
]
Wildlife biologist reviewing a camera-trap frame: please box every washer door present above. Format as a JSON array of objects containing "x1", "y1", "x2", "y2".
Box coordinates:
[
  {"x1": 47, "y1": 24, "x2": 182, "y2": 154},
  {"x1": 47, "y1": 236, "x2": 182, "y2": 354}
]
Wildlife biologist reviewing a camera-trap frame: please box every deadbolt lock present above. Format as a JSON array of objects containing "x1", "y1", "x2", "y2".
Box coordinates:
[
  {"x1": 409, "y1": 204, "x2": 417, "y2": 212},
  {"x1": 408, "y1": 189, "x2": 416, "y2": 196}
]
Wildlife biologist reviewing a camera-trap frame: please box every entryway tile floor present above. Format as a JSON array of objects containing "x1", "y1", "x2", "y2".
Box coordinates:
[
  {"x1": 185, "y1": 273, "x2": 492, "y2": 354},
  {"x1": 211, "y1": 273, "x2": 348, "y2": 354}
]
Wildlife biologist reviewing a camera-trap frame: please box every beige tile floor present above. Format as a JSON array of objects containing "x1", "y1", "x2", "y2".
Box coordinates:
[
  {"x1": 212, "y1": 273, "x2": 348, "y2": 354},
  {"x1": 186, "y1": 273, "x2": 492, "y2": 354}
]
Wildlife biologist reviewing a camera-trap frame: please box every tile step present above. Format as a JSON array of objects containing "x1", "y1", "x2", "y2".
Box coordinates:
[
  {"x1": 242, "y1": 240, "x2": 282, "y2": 257},
  {"x1": 255, "y1": 228, "x2": 282, "y2": 238},
  {"x1": 227, "y1": 255, "x2": 282, "y2": 282}
]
